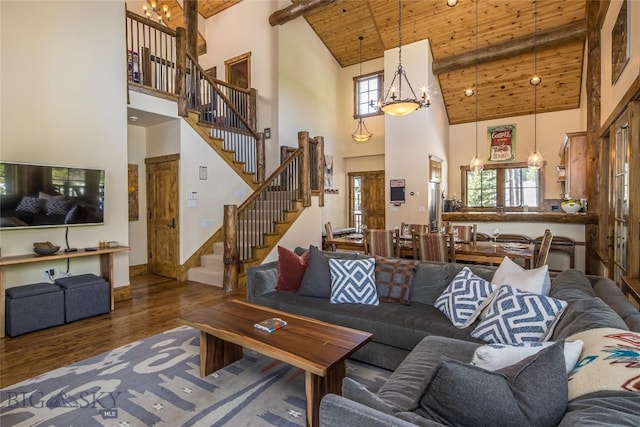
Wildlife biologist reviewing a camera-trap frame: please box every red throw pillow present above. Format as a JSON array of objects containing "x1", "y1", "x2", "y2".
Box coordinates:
[{"x1": 276, "y1": 246, "x2": 309, "y2": 292}]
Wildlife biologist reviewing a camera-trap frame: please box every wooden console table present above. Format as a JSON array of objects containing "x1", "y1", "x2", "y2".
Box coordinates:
[{"x1": 0, "y1": 246, "x2": 129, "y2": 338}]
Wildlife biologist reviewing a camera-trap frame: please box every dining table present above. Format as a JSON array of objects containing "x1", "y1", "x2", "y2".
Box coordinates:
[
  {"x1": 455, "y1": 241, "x2": 535, "y2": 268},
  {"x1": 324, "y1": 234, "x2": 415, "y2": 258}
]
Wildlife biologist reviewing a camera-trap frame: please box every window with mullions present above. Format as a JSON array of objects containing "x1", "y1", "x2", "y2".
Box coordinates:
[
  {"x1": 354, "y1": 71, "x2": 383, "y2": 118},
  {"x1": 462, "y1": 162, "x2": 544, "y2": 211}
]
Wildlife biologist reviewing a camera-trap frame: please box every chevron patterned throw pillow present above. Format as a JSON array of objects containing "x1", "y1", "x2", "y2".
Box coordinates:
[
  {"x1": 471, "y1": 285, "x2": 568, "y2": 344},
  {"x1": 329, "y1": 258, "x2": 378, "y2": 305},
  {"x1": 434, "y1": 267, "x2": 497, "y2": 328}
]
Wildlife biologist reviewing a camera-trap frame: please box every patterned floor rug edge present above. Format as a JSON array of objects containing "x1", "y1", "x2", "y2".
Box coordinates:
[{"x1": 0, "y1": 326, "x2": 391, "y2": 426}]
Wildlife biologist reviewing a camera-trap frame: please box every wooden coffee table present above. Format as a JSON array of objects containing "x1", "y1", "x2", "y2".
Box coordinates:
[{"x1": 179, "y1": 300, "x2": 372, "y2": 427}]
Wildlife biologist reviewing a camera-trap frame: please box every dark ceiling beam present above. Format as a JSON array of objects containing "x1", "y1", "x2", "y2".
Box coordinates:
[
  {"x1": 432, "y1": 20, "x2": 587, "y2": 75},
  {"x1": 269, "y1": 0, "x2": 335, "y2": 26}
]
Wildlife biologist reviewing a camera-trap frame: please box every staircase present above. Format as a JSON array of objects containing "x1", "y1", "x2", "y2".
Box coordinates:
[{"x1": 187, "y1": 241, "x2": 224, "y2": 287}]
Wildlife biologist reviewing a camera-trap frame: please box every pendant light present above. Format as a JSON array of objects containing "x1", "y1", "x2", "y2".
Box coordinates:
[
  {"x1": 528, "y1": 0, "x2": 544, "y2": 169},
  {"x1": 352, "y1": 36, "x2": 373, "y2": 142},
  {"x1": 377, "y1": 0, "x2": 430, "y2": 116},
  {"x1": 470, "y1": 0, "x2": 484, "y2": 173}
]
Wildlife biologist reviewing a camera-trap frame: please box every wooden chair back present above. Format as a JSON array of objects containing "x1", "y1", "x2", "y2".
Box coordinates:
[
  {"x1": 365, "y1": 229, "x2": 399, "y2": 258},
  {"x1": 451, "y1": 224, "x2": 477, "y2": 243},
  {"x1": 475, "y1": 232, "x2": 491, "y2": 242},
  {"x1": 495, "y1": 234, "x2": 532, "y2": 244},
  {"x1": 401, "y1": 222, "x2": 428, "y2": 236},
  {"x1": 535, "y1": 229, "x2": 554, "y2": 268},
  {"x1": 414, "y1": 232, "x2": 455, "y2": 262},
  {"x1": 325, "y1": 222, "x2": 336, "y2": 252},
  {"x1": 533, "y1": 235, "x2": 576, "y2": 270}
]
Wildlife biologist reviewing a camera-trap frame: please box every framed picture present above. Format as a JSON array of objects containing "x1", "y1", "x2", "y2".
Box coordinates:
[
  {"x1": 324, "y1": 154, "x2": 334, "y2": 187},
  {"x1": 128, "y1": 164, "x2": 139, "y2": 221},
  {"x1": 487, "y1": 124, "x2": 516, "y2": 162},
  {"x1": 612, "y1": 0, "x2": 630, "y2": 84},
  {"x1": 225, "y1": 52, "x2": 251, "y2": 89}
]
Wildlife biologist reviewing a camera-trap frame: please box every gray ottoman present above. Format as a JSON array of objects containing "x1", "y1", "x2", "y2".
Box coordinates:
[
  {"x1": 55, "y1": 274, "x2": 110, "y2": 322},
  {"x1": 5, "y1": 282, "x2": 65, "y2": 337}
]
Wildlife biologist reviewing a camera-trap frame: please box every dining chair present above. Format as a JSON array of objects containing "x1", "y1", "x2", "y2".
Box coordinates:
[
  {"x1": 535, "y1": 229, "x2": 554, "y2": 268},
  {"x1": 400, "y1": 222, "x2": 428, "y2": 236},
  {"x1": 495, "y1": 233, "x2": 532, "y2": 244},
  {"x1": 324, "y1": 222, "x2": 336, "y2": 252},
  {"x1": 533, "y1": 235, "x2": 575, "y2": 271},
  {"x1": 450, "y1": 224, "x2": 477, "y2": 243},
  {"x1": 365, "y1": 229, "x2": 399, "y2": 258},
  {"x1": 413, "y1": 232, "x2": 455, "y2": 263},
  {"x1": 475, "y1": 232, "x2": 491, "y2": 242}
]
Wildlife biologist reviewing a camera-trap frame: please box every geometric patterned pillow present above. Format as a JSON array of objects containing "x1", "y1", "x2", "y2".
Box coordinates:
[
  {"x1": 46, "y1": 199, "x2": 70, "y2": 215},
  {"x1": 434, "y1": 267, "x2": 497, "y2": 328},
  {"x1": 15, "y1": 196, "x2": 44, "y2": 214},
  {"x1": 566, "y1": 327, "x2": 640, "y2": 401},
  {"x1": 329, "y1": 258, "x2": 378, "y2": 305},
  {"x1": 374, "y1": 256, "x2": 417, "y2": 305},
  {"x1": 471, "y1": 285, "x2": 568, "y2": 344}
]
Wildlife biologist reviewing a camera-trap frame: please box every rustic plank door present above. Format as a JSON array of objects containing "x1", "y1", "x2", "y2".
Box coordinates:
[
  {"x1": 146, "y1": 155, "x2": 179, "y2": 278},
  {"x1": 360, "y1": 171, "x2": 386, "y2": 230}
]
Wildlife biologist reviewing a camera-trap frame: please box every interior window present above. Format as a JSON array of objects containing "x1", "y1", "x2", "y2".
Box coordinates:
[
  {"x1": 354, "y1": 71, "x2": 383, "y2": 118},
  {"x1": 462, "y1": 162, "x2": 544, "y2": 211}
]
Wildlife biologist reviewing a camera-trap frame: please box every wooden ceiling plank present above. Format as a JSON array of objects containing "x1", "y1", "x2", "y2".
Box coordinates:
[{"x1": 433, "y1": 20, "x2": 586, "y2": 75}]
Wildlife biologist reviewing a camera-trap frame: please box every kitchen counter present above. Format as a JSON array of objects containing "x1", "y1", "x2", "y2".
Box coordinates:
[{"x1": 442, "y1": 212, "x2": 598, "y2": 224}]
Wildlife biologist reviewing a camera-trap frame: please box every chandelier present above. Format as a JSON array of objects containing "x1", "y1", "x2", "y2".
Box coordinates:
[
  {"x1": 352, "y1": 36, "x2": 373, "y2": 142},
  {"x1": 527, "y1": 0, "x2": 544, "y2": 169},
  {"x1": 375, "y1": 0, "x2": 430, "y2": 116},
  {"x1": 142, "y1": 1, "x2": 171, "y2": 24},
  {"x1": 469, "y1": 0, "x2": 483, "y2": 173}
]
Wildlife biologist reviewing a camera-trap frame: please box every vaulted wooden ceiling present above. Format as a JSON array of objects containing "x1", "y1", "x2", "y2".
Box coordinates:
[{"x1": 154, "y1": 0, "x2": 588, "y2": 125}]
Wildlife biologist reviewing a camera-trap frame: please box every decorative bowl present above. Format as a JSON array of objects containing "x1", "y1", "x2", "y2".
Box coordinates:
[
  {"x1": 561, "y1": 199, "x2": 582, "y2": 213},
  {"x1": 33, "y1": 242, "x2": 60, "y2": 255}
]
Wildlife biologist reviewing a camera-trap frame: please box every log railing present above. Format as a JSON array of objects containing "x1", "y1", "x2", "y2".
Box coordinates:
[
  {"x1": 126, "y1": 12, "x2": 263, "y2": 182},
  {"x1": 223, "y1": 131, "x2": 324, "y2": 291}
]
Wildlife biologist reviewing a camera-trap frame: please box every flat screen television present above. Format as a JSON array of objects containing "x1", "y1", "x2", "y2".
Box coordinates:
[{"x1": 0, "y1": 162, "x2": 105, "y2": 229}]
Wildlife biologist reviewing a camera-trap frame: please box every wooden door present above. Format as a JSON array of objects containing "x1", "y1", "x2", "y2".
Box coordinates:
[
  {"x1": 146, "y1": 155, "x2": 179, "y2": 278},
  {"x1": 361, "y1": 171, "x2": 385, "y2": 229}
]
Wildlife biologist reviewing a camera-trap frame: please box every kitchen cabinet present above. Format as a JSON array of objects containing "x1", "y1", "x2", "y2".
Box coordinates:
[{"x1": 557, "y1": 132, "x2": 587, "y2": 199}]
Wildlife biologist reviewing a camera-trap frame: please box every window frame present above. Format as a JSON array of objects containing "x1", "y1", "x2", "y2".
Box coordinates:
[
  {"x1": 353, "y1": 70, "x2": 384, "y2": 119},
  {"x1": 460, "y1": 161, "x2": 545, "y2": 212}
]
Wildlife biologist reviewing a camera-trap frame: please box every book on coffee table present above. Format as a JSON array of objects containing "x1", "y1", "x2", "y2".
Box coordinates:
[{"x1": 254, "y1": 317, "x2": 287, "y2": 333}]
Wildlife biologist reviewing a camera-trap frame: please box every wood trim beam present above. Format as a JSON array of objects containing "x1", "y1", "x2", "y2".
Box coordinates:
[
  {"x1": 432, "y1": 21, "x2": 587, "y2": 75},
  {"x1": 269, "y1": 0, "x2": 335, "y2": 26}
]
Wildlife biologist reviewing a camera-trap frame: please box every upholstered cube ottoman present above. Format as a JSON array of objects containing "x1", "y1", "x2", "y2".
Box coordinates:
[
  {"x1": 5, "y1": 282, "x2": 65, "y2": 337},
  {"x1": 55, "y1": 274, "x2": 110, "y2": 322}
]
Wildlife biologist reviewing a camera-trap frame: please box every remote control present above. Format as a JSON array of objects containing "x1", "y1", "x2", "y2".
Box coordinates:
[
  {"x1": 84, "y1": 247, "x2": 98, "y2": 251},
  {"x1": 64, "y1": 248, "x2": 78, "y2": 252}
]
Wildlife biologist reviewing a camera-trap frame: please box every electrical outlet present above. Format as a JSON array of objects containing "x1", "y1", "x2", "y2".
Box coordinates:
[{"x1": 42, "y1": 268, "x2": 55, "y2": 279}]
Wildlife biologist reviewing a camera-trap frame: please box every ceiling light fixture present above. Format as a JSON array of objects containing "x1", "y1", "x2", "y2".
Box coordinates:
[
  {"x1": 528, "y1": 0, "x2": 544, "y2": 170},
  {"x1": 446, "y1": 0, "x2": 459, "y2": 7},
  {"x1": 464, "y1": 88, "x2": 474, "y2": 97},
  {"x1": 352, "y1": 36, "x2": 373, "y2": 142},
  {"x1": 470, "y1": 0, "x2": 483, "y2": 174},
  {"x1": 375, "y1": 0, "x2": 430, "y2": 116},
  {"x1": 142, "y1": 1, "x2": 171, "y2": 24}
]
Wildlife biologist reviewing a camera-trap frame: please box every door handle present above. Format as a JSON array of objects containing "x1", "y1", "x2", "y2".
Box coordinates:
[{"x1": 168, "y1": 218, "x2": 176, "y2": 228}]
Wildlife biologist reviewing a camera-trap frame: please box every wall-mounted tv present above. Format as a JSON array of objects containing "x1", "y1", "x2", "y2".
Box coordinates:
[{"x1": 0, "y1": 162, "x2": 105, "y2": 229}]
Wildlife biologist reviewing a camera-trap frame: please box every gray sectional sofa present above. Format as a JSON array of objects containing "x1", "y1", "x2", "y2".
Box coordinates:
[{"x1": 246, "y1": 249, "x2": 640, "y2": 426}]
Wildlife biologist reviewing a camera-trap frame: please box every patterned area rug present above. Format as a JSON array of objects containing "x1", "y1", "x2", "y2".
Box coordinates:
[{"x1": 0, "y1": 326, "x2": 391, "y2": 426}]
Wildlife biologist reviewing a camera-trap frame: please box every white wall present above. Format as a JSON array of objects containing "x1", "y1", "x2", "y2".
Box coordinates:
[
  {"x1": 146, "y1": 120, "x2": 180, "y2": 158},
  {"x1": 601, "y1": 0, "x2": 640, "y2": 125},
  {"x1": 0, "y1": 1, "x2": 129, "y2": 288},
  {"x1": 385, "y1": 40, "x2": 449, "y2": 228},
  {"x1": 449, "y1": 109, "x2": 583, "y2": 201},
  {"x1": 127, "y1": 125, "x2": 148, "y2": 266}
]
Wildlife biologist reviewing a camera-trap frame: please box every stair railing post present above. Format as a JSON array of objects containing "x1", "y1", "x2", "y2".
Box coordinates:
[
  {"x1": 298, "y1": 131, "x2": 311, "y2": 207},
  {"x1": 175, "y1": 27, "x2": 188, "y2": 117},
  {"x1": 223, "y1": 205, "x2": 238, "y2": 293},
  {"x1": 256, "y1": 132, "x2": 265, "y2": 185},
  {"x1": 249, "y1": 88, "x2": 257, "y2": 130},
  {"x1": 315, "y1": 136, "x2": 325, "y2": 207}
]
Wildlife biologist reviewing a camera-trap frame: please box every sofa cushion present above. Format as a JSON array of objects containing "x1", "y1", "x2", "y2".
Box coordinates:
[
  {"x1": 492, "y1": 256, "x2": 551, "y2": 295},
  {"x1": 471, "y1": 340, "x2": 583, "y2": 373},
  {"x1": 298, "y1": 246, "x2": 358, "y2": 298},
  {"x1": 566, "y1": 327, "x2": 640, "y2": 401},
  {"x1": 552, "y1": 298, "x2": 629, "y2": 341},
  {"x1": 376, "y1": 336, "x2": 479, "y2": 413},
  {"x1": 471, "y1": 285, "x2": 567, "y2": 344},
  {"x1": 550, "y1": 269, "x2": 597, "y2": 301},
  {"x1": 276, "y1": 246, "x2": 309, "y2": 292},
  {"x1": 329, "y1": 258, "x2": 378, "y2": 305},
  {"x1": 419, "y1": 342, "x2": 567, "y2": 427},
  {"x1": 559, "y1": 390, "x2": 640, "y2": 426},
  {"x1": 434, "y1": 267, "x2": 496, "y2": 328},
  {"x1": 342, "y1": 378, "x2": 394, "y2": 415},
  {"x1": 375, "y1": 257, "x2": 417, "y2": 305},
  {"x1": 409, "y1": 262, "x2": 451, "y2": 305}
]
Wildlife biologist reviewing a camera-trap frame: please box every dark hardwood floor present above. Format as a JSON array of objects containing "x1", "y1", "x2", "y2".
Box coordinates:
[{"x1": 0, "y1": 275, "x2": 237, "y2": 388}]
